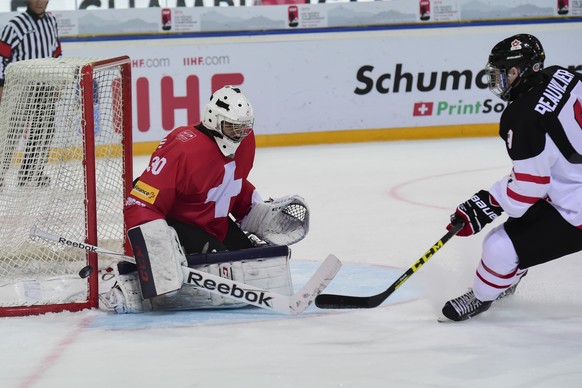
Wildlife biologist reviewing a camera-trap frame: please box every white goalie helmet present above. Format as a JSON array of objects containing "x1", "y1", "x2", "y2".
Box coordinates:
[{"x1": 202, "y1": 86, "x2": 254, "y2": 157}]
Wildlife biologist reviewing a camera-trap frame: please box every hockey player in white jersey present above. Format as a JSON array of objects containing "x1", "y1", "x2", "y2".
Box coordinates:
[{"x1": 442, "y1": 34, "x2": 582, "y2": 321}]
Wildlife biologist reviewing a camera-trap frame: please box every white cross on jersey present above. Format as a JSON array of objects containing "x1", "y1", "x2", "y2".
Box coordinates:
[{"x1": 205, "y1": 161, "x2": 242, "y2": 218}]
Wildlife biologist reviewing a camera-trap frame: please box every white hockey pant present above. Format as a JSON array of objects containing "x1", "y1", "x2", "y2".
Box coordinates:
[{"x1": 472, "y1": 224, "x2": 527, "y2": 302}]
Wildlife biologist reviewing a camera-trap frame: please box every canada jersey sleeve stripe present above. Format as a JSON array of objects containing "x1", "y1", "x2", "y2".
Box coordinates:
[
  {"x1": 513, "y1": 171, "x2": 551, "y2": 184},
  {"x1": 506, "y1": 187, "x2": 541, "y2": 204}
]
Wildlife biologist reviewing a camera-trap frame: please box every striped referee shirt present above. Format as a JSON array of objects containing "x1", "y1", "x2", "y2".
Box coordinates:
[{"x1": 0, "y1": 9, "x2": 62, "y2": 86}]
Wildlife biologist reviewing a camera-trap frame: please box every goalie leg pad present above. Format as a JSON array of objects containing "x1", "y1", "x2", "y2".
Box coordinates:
[
  {"x1": 240, "y1": 195, "x2": 310, "y2": 246},
  {"x1": 128, "y1": 219, "x2": 187, "y2": 299},
  {"x1": 151, "y1": 248, "x2": 293, "y2": 311}
]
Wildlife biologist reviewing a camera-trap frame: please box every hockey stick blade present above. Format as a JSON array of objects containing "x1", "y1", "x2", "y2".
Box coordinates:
[
  {"x1": 180, "y1": 254, "x2": 341, "y2": 315},
  {"x1": 314, "y1": 222, "x2": 464, "y2": 309},
  {"x1": 288, "y1": 254, "x2": 342, "y2": 313},
  {"x1": 30, "y1": 227, "x2": 341, "y2": 315}
]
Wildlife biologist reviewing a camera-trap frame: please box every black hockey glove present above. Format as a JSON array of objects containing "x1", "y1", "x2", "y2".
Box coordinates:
[{"x1": 447, "y1": 190, "x2": 503, "y2": 236}]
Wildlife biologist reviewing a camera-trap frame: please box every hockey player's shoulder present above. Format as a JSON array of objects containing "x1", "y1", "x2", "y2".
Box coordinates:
[
  {"x1": 542, "y1": 65, "x2": 576, "y2": 77},
  {"x1": 7, "y1": 13, "x2": 31, "y2": 30},
  {"x1": 166, "y1": 125, "x2": 214, "y2": 149},
  {"x1": 170, "y1": 126, "x2": 200, "y2": 143},
  {"x1": 169, "y1": 125, "x2": 224, "y2": 163},
  {"x1": 531, "y1": 66, "x2": 579, "y2": 116},
  {"x1": 538, "y1": 65, "x2": 579, "y2": 90}
]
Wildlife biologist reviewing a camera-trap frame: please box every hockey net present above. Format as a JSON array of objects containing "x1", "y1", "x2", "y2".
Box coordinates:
[{"x1": 0, "y1": 57, "x2": 133, "y2": 316}]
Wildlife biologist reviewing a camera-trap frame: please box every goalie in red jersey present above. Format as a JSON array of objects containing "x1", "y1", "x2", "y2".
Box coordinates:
[{"x1": 101, "y1": 86, "x2": 309, "y2": 313}]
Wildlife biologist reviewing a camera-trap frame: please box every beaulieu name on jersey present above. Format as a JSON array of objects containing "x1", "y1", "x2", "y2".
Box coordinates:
[{"x1": 534, "y1": 69, "x2": 575, "y2": 115}]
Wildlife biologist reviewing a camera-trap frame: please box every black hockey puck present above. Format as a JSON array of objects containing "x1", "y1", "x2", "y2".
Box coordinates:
[{"x1": 79, "y1": 265, "x2": 94, "y2": 279}]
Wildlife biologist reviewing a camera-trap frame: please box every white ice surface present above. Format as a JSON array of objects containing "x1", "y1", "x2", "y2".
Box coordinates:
[{"x1": 2, "y1": 137, "x2": 582, "y2": 388}]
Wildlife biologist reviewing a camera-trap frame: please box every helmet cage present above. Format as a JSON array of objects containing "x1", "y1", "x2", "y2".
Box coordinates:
[
  {"x1": 218, "y1": 115, "x2": 254, "y2": 142},
  {"x1": 485, "y1": 63, "x2": 511, "y2": 101}
]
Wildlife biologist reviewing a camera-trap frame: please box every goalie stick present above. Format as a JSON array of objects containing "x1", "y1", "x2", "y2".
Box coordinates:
[
  {"x1": 314, "y1": 221, "x2": 464, "y2": 309},
  {"x1": 30, "y1": 227, "x2": 342, "y2": 315}
]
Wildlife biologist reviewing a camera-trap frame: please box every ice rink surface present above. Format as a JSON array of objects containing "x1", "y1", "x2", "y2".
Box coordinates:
[{"x1": 2, "y1": 137, "x2": 582, "y2": 388}]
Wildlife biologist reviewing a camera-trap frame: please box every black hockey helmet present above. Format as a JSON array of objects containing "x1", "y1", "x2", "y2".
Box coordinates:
[{"x1": 485, "y1": 34, "x2": 545, "y2": 101}]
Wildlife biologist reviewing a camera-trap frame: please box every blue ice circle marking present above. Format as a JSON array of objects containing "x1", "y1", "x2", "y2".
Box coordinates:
[{"x1": 89, "y1": 261, "x2": 418, "y2": 330}]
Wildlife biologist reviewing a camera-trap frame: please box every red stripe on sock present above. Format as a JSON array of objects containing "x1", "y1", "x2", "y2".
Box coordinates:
[
  {"x1": 480, "y1": 260, "x2": 518, "y2": 279},
  {"x1": 476, "y1": 270, "x2": 511, "y2": 290}
]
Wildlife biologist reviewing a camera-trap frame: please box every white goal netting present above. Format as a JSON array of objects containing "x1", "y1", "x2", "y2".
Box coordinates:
[{"x1": 0, "y1": 57, "x2": 132, "y2": 315}]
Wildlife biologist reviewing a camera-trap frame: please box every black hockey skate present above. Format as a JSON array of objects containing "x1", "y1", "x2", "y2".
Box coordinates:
[{"x1": 441, "y1": 289, "x2": 492, "y2": 322}]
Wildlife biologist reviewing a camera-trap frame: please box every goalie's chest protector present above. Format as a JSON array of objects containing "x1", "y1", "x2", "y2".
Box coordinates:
[
  {"x1": 126, "y1": 126, "x2": 256, "y2": 240},
  {"x1": 170, "y1": 127, "x2": 256, "y2": 239}
]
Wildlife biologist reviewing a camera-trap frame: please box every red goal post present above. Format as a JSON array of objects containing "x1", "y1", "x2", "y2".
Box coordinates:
[{"x1": 0, "y1": 56, "x2": 133, "y2": 316}]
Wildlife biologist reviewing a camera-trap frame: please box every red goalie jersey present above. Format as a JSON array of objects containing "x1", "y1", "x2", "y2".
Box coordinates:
[{"x1": 124, "y1": 124, "x2": 258, "y2": 241}]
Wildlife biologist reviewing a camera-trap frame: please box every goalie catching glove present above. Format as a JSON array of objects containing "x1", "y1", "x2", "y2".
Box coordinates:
[
  {"x1": 448, "y1": 190, "x2": 503, "y2": 236},
  {"x1": 240, "y1": 195, "x2": 309, "y2": 245}
]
